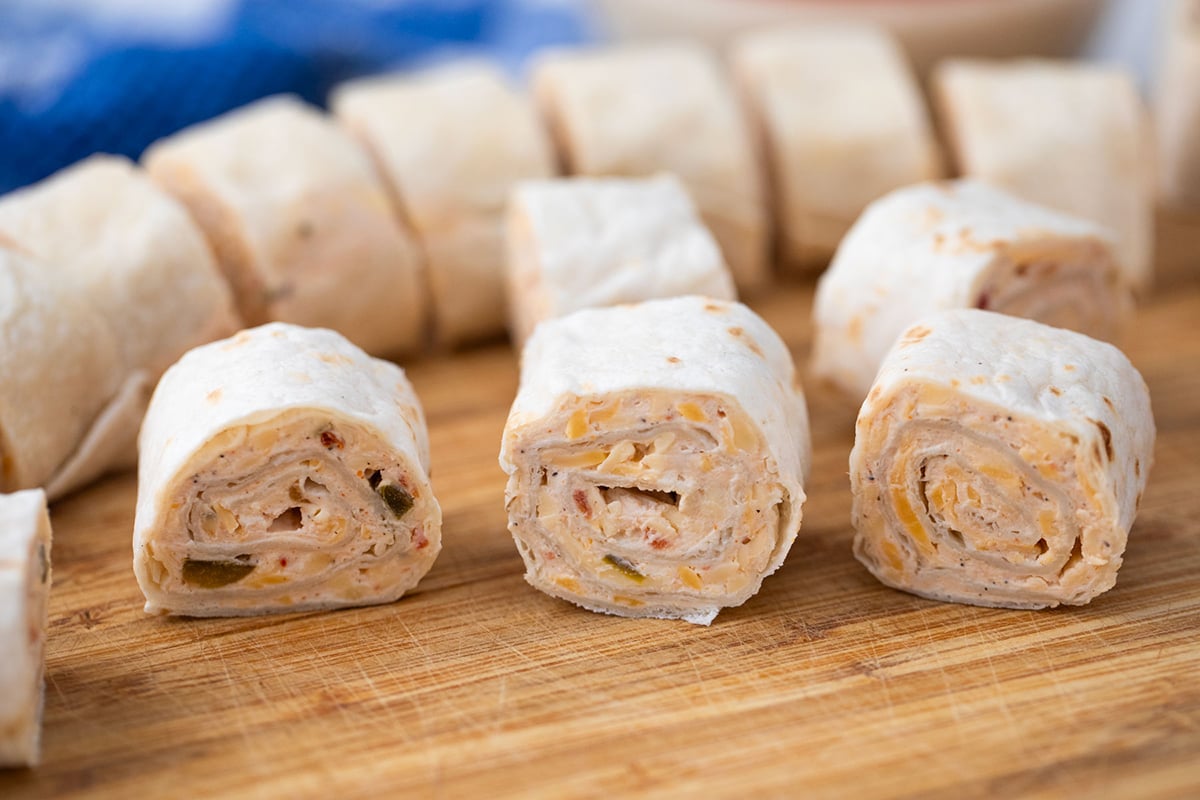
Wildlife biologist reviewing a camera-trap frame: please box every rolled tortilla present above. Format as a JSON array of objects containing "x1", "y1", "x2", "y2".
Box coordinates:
[
  {"x1": 934, "y1": 59, "x2": 1154, "y2": 291},
  {"x1": 0, "y1": 489, "x2": 52, "y2": 767},
  {"x1": 133, "y1": 323, "x2": 441, "y2": 616},
  {"x1": 143, "y1": 95, "x2": 426, "y2": 357},
  {"x1": 533, "y1": 43, "x2": 768, "y2": 293},
  {"x1": 811, "y1": 180, "x2": 1132, "y2": 399},
  {"x1": 1156, "y1": 0, "x2": 1200, "y2": 208},
  {"x1": 505, "y1": 173, "x2": 737, "y2": 346},
  {"x1": 0, "y1": 155, "x2": 240, "y2": 379},
  {"x1": 0, "y1": 156, "x2": 241, "y2": 495},
  {"x1": 332, "y1": 62, "x2": 555, "y2": 347},
  {"x1": 0, "y1": 245, "x2": 127, "y2": 496},
  {"x1": 499, "y1": 296, "x2": 809, "y2": 624},
  {"x1": 731, "y1": 24, "x2": 941, "y2": 272},
  {"x1": 851, "y1": 309, "x2": 1154, "y2": 609}
]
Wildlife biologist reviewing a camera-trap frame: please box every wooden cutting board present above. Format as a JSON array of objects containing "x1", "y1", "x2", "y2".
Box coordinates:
[{"x1": 4, "y1": 261, "x2": 1200, "y2": 799}]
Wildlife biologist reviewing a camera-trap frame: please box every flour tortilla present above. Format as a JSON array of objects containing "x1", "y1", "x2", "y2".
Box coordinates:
[
  {"x1": 0, "y1": 155, "x2": 239, "y2": 379},
  {"x1": 333, "y1": 62, "x2": 554, "y2": 347},
  {"x1": 533, "y1": 43, "x2": 769, "y2": 293},
  {"x1": 0, "y1": 155, "x2": 238, "y2": 495},
  {"x1": 144, "y1": 95, "x2": 426, "y2": 357},
  {"x1": 935, "y1": 59, "x2": 1154, "y2": 291},
  {"x1": 0, "y1": 489, "x2": 52, "y2": 767},
  {"x1": 1156, "y1": 0, "x2": 1200, "y2": 208},
  {"x1": 505, "y1": 173, "x2": 736, "y2": 345},
  {"x1": 0, "y1": 246, "x2": 130, "y2": 497},
  {"x1": 731, "y1": 24, "x2": 941, "y2": 272}
]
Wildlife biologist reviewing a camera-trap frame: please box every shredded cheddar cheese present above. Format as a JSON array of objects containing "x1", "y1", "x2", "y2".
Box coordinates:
[
  {"x1": 677, "y1": 402, "x2": 706, "y2": 422},
  {"x1": 678, "y1": 566, "x2": 703, "y2": 590},
  {"x1": 565, "y1": 409, "x2": 588, "y2": 440},
  {"x1": 891, "y1": 488, "x2": 932, "y2": 553}
]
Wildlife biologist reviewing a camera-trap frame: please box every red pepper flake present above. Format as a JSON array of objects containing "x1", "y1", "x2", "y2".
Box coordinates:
[
  {"x1": 320, "y1": 430, "x2": 344, "y2": 449},
  {"x1": 650, "y1": 538, "x2": 670, "y2": 550},
  {"x1": 573, "y1": 489, "x2": 591, "y2": 517},
  {"x1": 280, "y1": 557, "x2": 288, "y2": 568},
  {"x1": 412, "y1": 529, "x2": 429, "y2": 549}
]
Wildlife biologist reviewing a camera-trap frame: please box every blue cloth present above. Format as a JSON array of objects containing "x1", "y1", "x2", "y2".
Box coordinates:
[{"x1": 0, "y1": 0, "x2": 589, "y2": 193}]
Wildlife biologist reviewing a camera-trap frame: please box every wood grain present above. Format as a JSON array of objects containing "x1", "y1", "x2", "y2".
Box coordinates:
[{"x1": 3, "y1": 267, "x2": 1199, "y2": 799}]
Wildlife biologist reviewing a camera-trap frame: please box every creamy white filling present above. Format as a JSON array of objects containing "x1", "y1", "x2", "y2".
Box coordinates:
[
  {"x1": 882, "y1": 422, "x2": 1079, "y2": 579},
  {"x1": 980, "y1": 251, "x2": 1126, "y2": 342},
  {"x1": 510, "y1": 393, "x2": 791, "y2": 613},
  {"x1": 146, "y1": 415, "x2": 432, "y2": 604},
  {"x1": 854, "y1": 392, "x2": 1113, "y2": 607}
]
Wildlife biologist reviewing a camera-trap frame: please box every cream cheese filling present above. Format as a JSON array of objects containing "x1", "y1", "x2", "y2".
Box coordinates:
[
  {"x1": 977, "y1": 248, "x2": 1127, "y2": 341},
  {"x1": 143, "y1": 411, "x2": 434, "y2": 608},
  {"x1": 510, "y1": 392, "x2": 790, "y2": 613},
  {"x1": 881, "y1": 422, "x2": 1077, "y2": 575},
  {"x1": 855, "y1": 388, "x2": 1112, "y2": 607}
]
